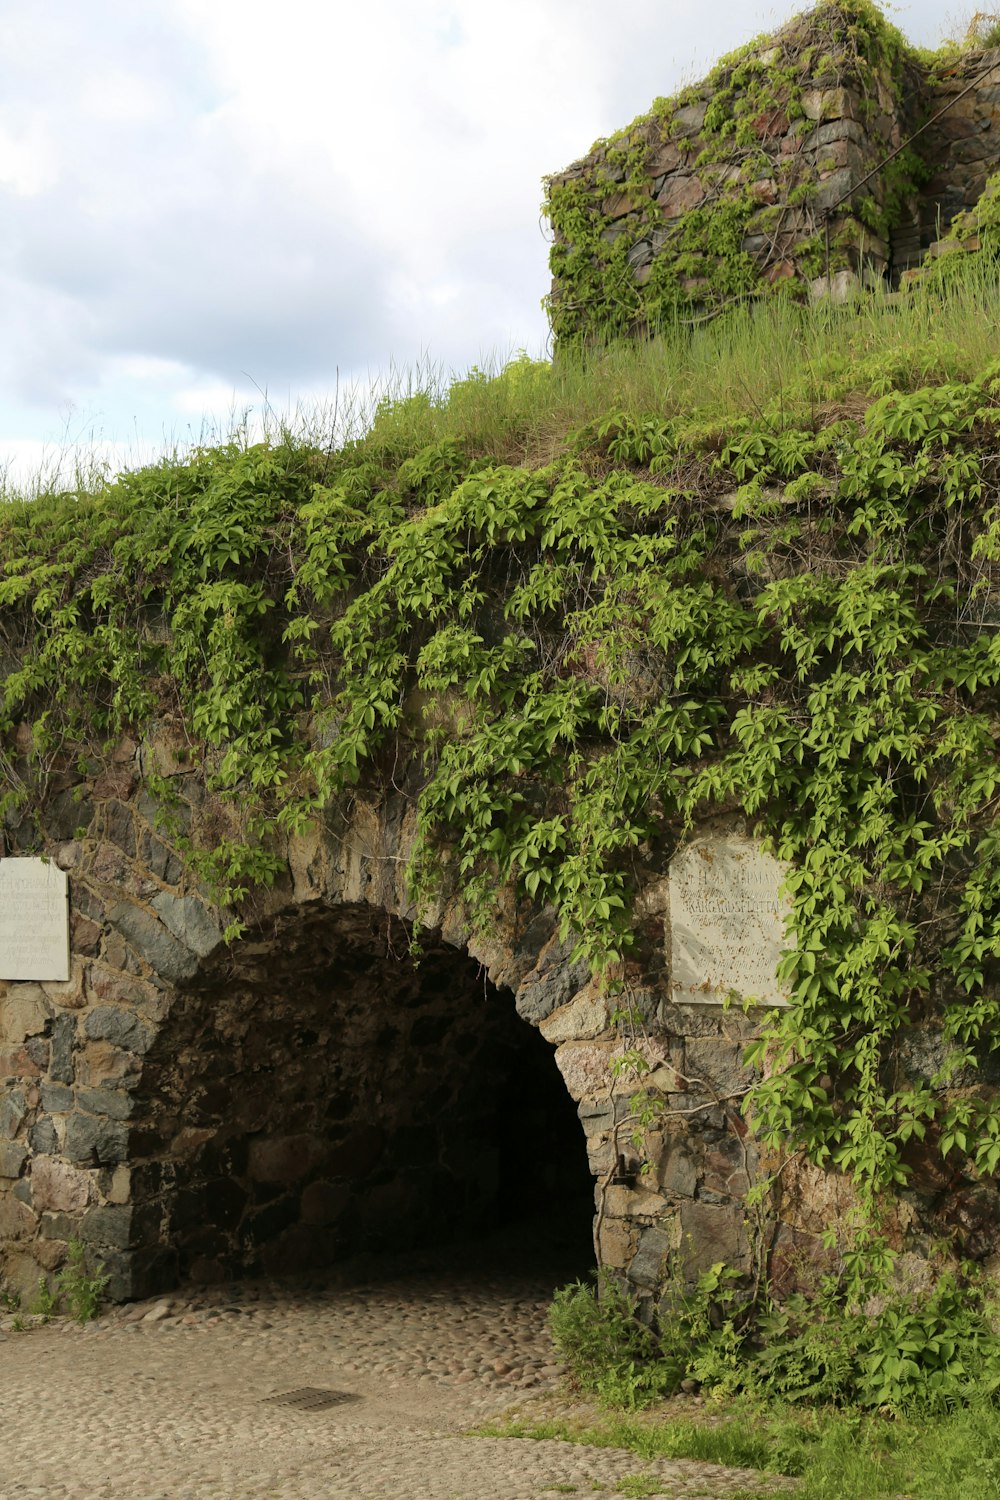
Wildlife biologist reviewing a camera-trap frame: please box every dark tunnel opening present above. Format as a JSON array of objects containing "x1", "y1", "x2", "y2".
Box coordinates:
[{"x1": 133, "y1": 903, "x2": 596, "y2": 1289}]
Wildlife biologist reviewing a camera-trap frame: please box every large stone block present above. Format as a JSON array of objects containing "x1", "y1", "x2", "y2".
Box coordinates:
[
  {"x1": 677, "y1": 1200, "x2": 748, "y2": 1275},
  {"x1": 63, "y1": 1113, "x2": 128, "y2": 1166},
  {"x1": 79, "y1": 1204, "x2": 133, "y2": 1249},
  {"x1": 107, "y1": 901, "x2": 200, "y2": 983},
  {"x1": 539, "y1": 986, "x2": 611, "y2": 1043},
  {"x1": 683, "y1": 1038, "x2": 751, "y2": 1099},
  {"x1": 83, "y1": 1007, "x2": 153, "y2": 1056},
  {"x1": 0, "y1": 1142, "x2": 27, "y2": 1178},
  {"x1": 247, "y1": 1132, "x2": 324, "y2": 1183},
  {"x1": 629, "y1": 1224, "x2": 676, "y2": 1288},
  {"x1": 0, "y1": 1089, "x2": 26, "y2": 1138},
  {"x1": 150, "y1": 892, "x2": 221, "y2": 959},
  {"x1": 49, "y1": 1013, "x2": 76, "y2": 1083},
  {"x1": 0, "y1": 1196, "x2": 37, "y2": 1240},
  {"x1": 515, "y1": 938, "x2": 590, "y2": 1025},
  {"x1": 30, "y1": 1157, "x2": 91, "y2": 1213},
  {"x1": 0, "y1": 984, "x2": 53, "y2": 1044}
]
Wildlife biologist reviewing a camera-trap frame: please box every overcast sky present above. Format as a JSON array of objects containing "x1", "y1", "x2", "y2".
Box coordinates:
[{"x1": 0, "y1": 0, "x2": 952, "y2": 487}]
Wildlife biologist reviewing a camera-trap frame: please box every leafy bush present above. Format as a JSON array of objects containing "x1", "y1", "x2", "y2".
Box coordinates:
[
  {"x1": 55, "y1": 1239, "x2": 109, "y2": 1324},
  {"x1": 552, "y1": 1264, "x2": 1000, "y2": 1415},
  {"x1": 550, "y1": 1274, "x2": 683, "y2": 1408}
]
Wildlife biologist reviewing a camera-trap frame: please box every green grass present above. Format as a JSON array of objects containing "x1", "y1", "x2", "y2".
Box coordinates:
[
  {"x1": 6, "y1": 253, "x2": 1000, "y2": 513},
  {"x1": 348, "y1": 254, "x2": 1000, "y2": 472},
  {"x1": 478, "y1": 1401, "x2": 1000, "y2": 1499}
]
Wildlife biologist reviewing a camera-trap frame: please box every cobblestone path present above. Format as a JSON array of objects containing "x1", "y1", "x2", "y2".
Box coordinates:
[{"x1": 2, "y1": 1235, "x2": 784, "y2": 1499}]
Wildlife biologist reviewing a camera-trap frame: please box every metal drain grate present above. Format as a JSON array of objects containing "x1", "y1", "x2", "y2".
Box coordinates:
[{"x1": 262, "y1": 1387, "x2": 358, "y2": 1411}]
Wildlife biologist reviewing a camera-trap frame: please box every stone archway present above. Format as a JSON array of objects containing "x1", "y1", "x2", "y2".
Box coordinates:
[
  {"x1": 132, "y1": 900, "x2": 595, "y2": 1287},
  {"x1": 0, "y1": 766, "x2": 788, "y2": 1306}
]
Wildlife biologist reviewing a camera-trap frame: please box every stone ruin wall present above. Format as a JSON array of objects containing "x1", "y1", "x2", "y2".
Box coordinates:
[
  {"x1": 918, "y1": 48, "x2": 1000, "y2": 246},
  {"x1": 546, "y1": 26, "x2": 1000, "y2": 329}
]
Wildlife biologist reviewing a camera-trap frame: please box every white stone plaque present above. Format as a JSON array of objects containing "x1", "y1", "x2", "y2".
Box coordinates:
[
  {"x1": 669, "y1": 834, "x2": 792, "y2": 1008},
  {"x1": 0, "y1": 857, "x2": 70, "y2": 981}
]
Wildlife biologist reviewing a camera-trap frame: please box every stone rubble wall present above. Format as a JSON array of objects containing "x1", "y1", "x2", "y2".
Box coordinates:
[
  {"x1": 2, "y1": 725, "x2": 1000, "y2": 1307},
  {"x1": 917, "y1": 48, "x2": 1000, "y2": 247},
  {"x1": 546, "y1": 16, "x2": 1000, "y2": 337},
  {"x1": 544, "y1": 11, "x2": 912, "y2": 336}
]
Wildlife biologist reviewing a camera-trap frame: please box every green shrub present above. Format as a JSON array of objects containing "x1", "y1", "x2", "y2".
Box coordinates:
[
  {"x1": 550, "y1": 1274, "x2": 683, "y2": 1408},
  {"x1": 56, "y1": 1239, "x2": 109, "y2": 1324},
  {"x1": 552, "y1": 1263, "x2": 1000, "y2": 1415}
]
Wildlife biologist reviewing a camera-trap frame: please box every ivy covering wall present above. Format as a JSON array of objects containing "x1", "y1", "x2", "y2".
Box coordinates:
[{"x1": 5, "y1": 337, "x2": 1000, "y2": 1239}]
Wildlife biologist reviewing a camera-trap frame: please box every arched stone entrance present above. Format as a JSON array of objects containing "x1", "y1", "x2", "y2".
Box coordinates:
[
  {"x1": 0, "y1": 759, "x2": 804, "y2": 1307},
  {"x1": 133, "y1": 900, "x2": 595, "y2": 1286},
  {"x1": 1, "y1": 787, "x2": 645, "y2": 1302}
]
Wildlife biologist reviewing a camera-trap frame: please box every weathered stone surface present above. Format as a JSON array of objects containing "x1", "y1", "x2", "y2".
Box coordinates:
[
  {"x1": 553, "y1": 1041, "x2": 617, "y2": 1101},
  {"x1": 49, "y1": 1013, "x2": 76, "y2": 1083},
  {"x1": 30, "y1": 1156, "x2": 91, "y2": 1213},
  {"x1": 539, "y1": 988, "x2": 611, "y2": 1044},
  {"x1": 39, "y1": 1082, "x2": 73, "y2": 1113},
  {"x1": 63, "y1": 1113, "x2": 128, "y2": 1166},
  {"x1": 515, "y1": 938, "x2": 590, "y2": 1025},
  {"x1": 43, "y1": 789, "x2": 93, "y2": 841},
  {"x1": 76, "y1": 1087, "x2": 135, "y2": 1120},
  {"x1": 150, "y1": 892, "x2": 221, "y2": 959},
  {"x1": 677, "y1": 1200, "x2": 748, "y2": 1275},
  {"x1": 658, "y1": 1141, "x2": 699, "y2": 1199},
  {"x1": 28, "y1": 1118, "x2": 57, "y2": 1154},
  {"x1": 75, "y1": 1040, "x2": 141, "y2": 1087},
  {"x1": 669, "y1": 831, "x2": 792, "y2": 1008},
  {"x1": 629, "y1": 1225, "x2": 675, "y2": 1289},
  {"x1": 0, "y1": 984, "x2": 53, "y2": 1043},
  {"x1": 103, "y1": 801, "x2": 137, "y2": 858},
  {"x1": 0, "y1": 1142, "x2": 27, "y2": 1178},
  {"x1": 597, "y1": 1217, "x2": 635, "y2": 1268},
  {"x1": 84, "y1": 1007, "x2": 153, "y2": 1055},
  {"x1": 107, "y1": 901, "x2": 199, "y2": 983},
  {"x1": 0, "y1": 1089, "x2": 26, "y2": 1138},
  {"x1": 670, "y1": 102, "x2": 707, "y2": 136},
  {"x1": 656, "y1": 174, "x2": 705, "y2": 218},
  {"x1": 0, "y1": 1197, "x2": 36, "y2": 1240},
  {"x1": 139, "y1": 830, "x2": 183, "y2": 887},
  {"x1": 683, "y1": 1038, "x2": 750, "y2": 1100},
  {"x1": 79, "y1": 1204, "x2": 133, "y2": 1249},
  {"x1": 247, "y1": 1134, "x2": 322, "y2": 1183},
  {"x1": 300, "y1": 1180, "x2": 351, "y2": 1225}
]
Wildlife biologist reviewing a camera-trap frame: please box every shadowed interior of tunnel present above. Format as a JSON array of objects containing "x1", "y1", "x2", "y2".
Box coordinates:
[{"x1": 131, "y1": 902, "x2": 596, "y2": 1290}]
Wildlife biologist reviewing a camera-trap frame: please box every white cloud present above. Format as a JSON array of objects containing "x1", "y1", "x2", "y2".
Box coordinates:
[{"x1": 0, "y1": 0, "x2": 961, "y2": 473}]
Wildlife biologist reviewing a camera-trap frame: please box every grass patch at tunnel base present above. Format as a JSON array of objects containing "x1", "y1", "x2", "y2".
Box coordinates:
[{"x1": 475, "y1": 1399, "x2": 1000, "y2": 1499}]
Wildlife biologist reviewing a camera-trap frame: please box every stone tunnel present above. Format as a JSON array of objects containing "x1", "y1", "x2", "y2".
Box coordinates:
[{"x1": 0, "y1": 737, "x2": 801, "y2": 1306}]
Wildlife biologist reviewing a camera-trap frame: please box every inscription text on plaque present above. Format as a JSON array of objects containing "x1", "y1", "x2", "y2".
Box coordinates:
[
  {"x1": 669, "y1": 834, "x2": 792, "y2": 1008},
  {"x1": 0, "y1": 857, "x2": 70, "y2": 981}
]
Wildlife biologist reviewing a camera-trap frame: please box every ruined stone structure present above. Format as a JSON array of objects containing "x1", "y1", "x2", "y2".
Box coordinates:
[{"x1": 545, "y1": 5, "x2": 1000, "y2": 339}]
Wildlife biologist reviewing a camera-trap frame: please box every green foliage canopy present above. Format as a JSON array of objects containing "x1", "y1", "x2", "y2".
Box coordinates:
[{"x1": 5, "y1": 350, "x2": 1000, "y2": 1216}]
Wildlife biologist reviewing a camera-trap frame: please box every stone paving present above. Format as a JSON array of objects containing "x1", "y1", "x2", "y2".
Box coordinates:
[{"x1": 1, "y1": 1233, "x2": 787, "y2": 1499}]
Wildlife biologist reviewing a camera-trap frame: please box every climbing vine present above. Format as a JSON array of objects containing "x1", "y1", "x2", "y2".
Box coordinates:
[{"x1": 5, "y1": 349, "x2": 1000, "y2": 1240}]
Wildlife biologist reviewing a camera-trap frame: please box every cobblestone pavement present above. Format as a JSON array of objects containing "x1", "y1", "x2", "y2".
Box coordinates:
[{"x1": 2, "y1": 1233, "x2": 786, "y2": 1499}]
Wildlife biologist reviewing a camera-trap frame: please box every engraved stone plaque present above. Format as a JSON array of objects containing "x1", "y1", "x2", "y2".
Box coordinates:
[
  {"x1": 669, "y1": 833, "x2": 792, "y2": 1008},
  {"x1": 0, "y1": 857, "x2": 70, "y2": 981}
]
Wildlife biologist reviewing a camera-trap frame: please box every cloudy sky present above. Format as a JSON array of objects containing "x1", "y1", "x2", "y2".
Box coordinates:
[{"x1": 0, "y1": 0, "x2": 952, "y2": 487}]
